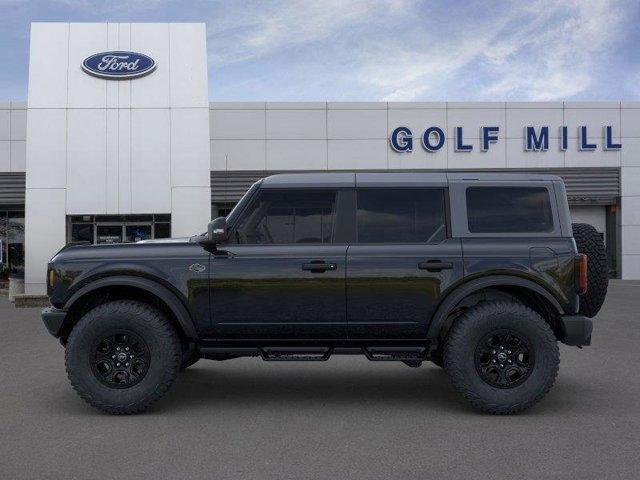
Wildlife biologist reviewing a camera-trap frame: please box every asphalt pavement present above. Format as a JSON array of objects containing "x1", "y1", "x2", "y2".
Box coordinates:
[{"x1": 1, "y1": 280, "x2": 639, "y2": 479}]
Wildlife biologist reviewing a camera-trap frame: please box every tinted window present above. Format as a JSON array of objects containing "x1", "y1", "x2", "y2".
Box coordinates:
[
  {"x1": 356, "y1": 189, "x2": 446, "y2": 243},
  {"x1": 466, "y1": 187, "x2": 554, "y2": 233},
  {"x1": 234, "y1": 190, "x2": 336, "y2": 244}
]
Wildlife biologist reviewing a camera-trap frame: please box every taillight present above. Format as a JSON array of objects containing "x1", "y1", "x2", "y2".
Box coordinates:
[{"x1": 575, "y1": 254, "x2": 588, "y2": 295}]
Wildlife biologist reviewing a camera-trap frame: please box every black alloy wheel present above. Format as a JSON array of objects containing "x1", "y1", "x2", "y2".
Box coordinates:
[
  {"x1": 474, "y1": 329, "x2": 534, "y2": 388},
  {"x1": 91, "y1": 330, "x2": 150, "y2": 388}
]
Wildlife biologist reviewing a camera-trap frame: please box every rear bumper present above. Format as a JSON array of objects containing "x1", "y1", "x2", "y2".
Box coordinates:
[
  {"x1": 41, "y1": 307, "x2": 68, "y2": 338},
  {"x1": 559, "y1": 314, "x2": 593, "y2": 346}
]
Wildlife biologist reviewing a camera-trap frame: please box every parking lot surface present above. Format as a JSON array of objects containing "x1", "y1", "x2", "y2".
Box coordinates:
[{"x1": 1, "y1": 280, "x2": 640, "y2": 479}]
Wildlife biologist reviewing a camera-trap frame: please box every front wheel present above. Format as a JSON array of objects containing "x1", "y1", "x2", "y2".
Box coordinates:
[
  {"x1": 444, "y1": 301, "x2": 559, "y2": 414},
  {"x1": 65, "y1": 300, "x2": 181, "y2": 414}
]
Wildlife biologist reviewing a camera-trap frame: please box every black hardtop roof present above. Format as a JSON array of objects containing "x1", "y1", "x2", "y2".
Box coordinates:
[{"x1": 260, "y1": 171, "x2": 563, "y2": 188}]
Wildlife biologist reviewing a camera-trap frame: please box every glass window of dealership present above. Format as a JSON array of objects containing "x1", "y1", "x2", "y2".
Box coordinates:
[{"x1": 4, "y1": 22, "x2": 640, "y2": 292}]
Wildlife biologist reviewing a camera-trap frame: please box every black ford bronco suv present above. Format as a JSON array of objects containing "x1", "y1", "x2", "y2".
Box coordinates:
[{"x1": 42, "y1": 172, "x2": 607, "y2": 415}]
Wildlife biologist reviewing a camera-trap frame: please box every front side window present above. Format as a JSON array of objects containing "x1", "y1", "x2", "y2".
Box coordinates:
[
  {"x1": 356, "y1": 188, "x2": 446, "y2": 243},
  {"x1": 234, "y1": 189, "x2": 336, "y2": 244},
  {"x1": 466, "y1": 186, "x2": 554, "y2": 233}
]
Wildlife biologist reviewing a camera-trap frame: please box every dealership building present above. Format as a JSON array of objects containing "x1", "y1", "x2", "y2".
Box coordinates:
[{"x1": 1, "y1": 22, "x2": 640, "y2": 294}]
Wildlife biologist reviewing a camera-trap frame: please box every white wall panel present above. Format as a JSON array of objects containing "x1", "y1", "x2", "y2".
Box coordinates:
[
  {"x1": 0, "y1": 141, "x2": 9, "y2": 171},
  {"x1": 117, "y1": 23, "x2": 132, "y2": 109},
  {"x1": 117, "y1": 109, "x2": 132, "y2": 213},
  {"x1": 447, "y1": 108, "x2": 506, "y2": 141},
  {"x1": 10, "y1": 109, "x2": 27, "y2": 141},
  {"x1": 211, "y1": 139, "x2": 265, "y2": 170},
  {"x1": 171, "y1": 186, "x2": 211, "y2": 236},
  {"x1": 28, "y1": 23, "x2": 68, "y2": 108},
  {"x1": 67, "y1": 23, "x2": 108, "y2": 109},
  {"x1": 506, "y1": 109, "x2": 563, "y2": 138},
  {"x1": 131, "y1": 23, "x2": 170, "y2": 108},
  {"x1": 267, "y1": 140, "x2": 326, "y2": 170},
  {"x1": 327, "y1": 109, "x2": 386, "y2": 139},
  {"x1": 169, "y1": 23, "x2": 208, "y2": 108},
  {"x1": 105, "y1": 108, "x2": 119, "y2": 213},
  {"x1": 447, "y1": 138, "x2": 506, "y2": 169},
  {"x1": 266, "y1": 110, "x2": 326, "y2": 139},
  {"x1": 11, "y1": 141, "x2": 26, "y2": 172},
  {"x1": 25, "y1": 188, "x2": 66, "y2": 294},
  {"x1": 564, "y1": 107, "x2": 620, "y2": 138},
  {"x1": 25, "y1": 109, "x2": 67, "y2": 189},
  {"x1": 564, "y1": 142, "x2": 620, "y2": 168},
  {"x1": 506, "y1": 138, "x2": 564, "y2": 168},
  {"x1": 210, "y1": 109, "x2": 265, "y2": 139},
  {"x1": 171, "y1": 108, "x2": 210, "y2": 187},
  {"x1": 328, "y1": 140, "x2": 387, "y2": 170},
  {"x1": 66, "y1": 109, "x2": 107, "y2": 214},
  {"x1": 622, "y1": 138, "x2": 640, "y2": 166},
  {"x1": 621, "y1": 254, "x2": 640, "y2": 280},
  {"x1": 130, "y1": 108, "x2": 171, "y2": 212},
  {"x1": 388, "y1": 145, "x2": 445, "y2": 170},
  {"x1": 106, "y1": 23, "x2": 119, "y2": 108},
  {"x1": 622, "y1": 167, "x2": 640, "y2": 196},
  {"x1": 0, "y1": 110, "x2": 9, "y2": 140},
  {"x1": 621, "y1": 108, "x2": 640, "y2": 138},
  {"x1": 387, "y1": 108, "x2": 447, "y2": 139},
  {"x1": 621, "y1": 196, "x2": 640, "y2": 226}
]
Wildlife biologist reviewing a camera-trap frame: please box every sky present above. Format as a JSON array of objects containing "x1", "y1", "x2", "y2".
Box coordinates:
[{"x1": 0, "y1": 0, "x2": 639, "y2": 102}]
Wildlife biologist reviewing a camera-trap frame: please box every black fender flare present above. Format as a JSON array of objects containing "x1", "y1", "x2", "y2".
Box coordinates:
[
  {"x1": 63, "y1": 275, "x2": 198, "y2": 340},
  {"x1": 426, "y1": 275, "x2": 565, "y2": 341}
]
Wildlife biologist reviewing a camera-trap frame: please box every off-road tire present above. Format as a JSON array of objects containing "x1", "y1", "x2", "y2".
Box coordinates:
[
  {"x1": 572, "y1": 222, "x2": 608, "y2": 318},
  {"x1": 65, "y1": 300, "x2": 181, "y2": 414},
  {"x1": 444, "y1": 301, "x2": 559, "y2": 414}
]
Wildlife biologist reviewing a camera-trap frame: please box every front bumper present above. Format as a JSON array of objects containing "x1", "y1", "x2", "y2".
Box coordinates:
[
  {"x1": 559, "y1": 314, "x2": 593, "y2": 346},
  {"x1": 41, "y1": 307, "x2": 68, "y2": 338}
]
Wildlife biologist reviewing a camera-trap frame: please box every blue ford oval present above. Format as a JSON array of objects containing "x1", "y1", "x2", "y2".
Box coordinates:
[{"x1": 82, "y1": 51, "x2": 156, "y2": 79}]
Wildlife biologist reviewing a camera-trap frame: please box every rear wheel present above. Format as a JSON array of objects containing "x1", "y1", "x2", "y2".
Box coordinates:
[
  {"x1": 572, "y1": 222, "x2": 608, "y2": 317},
  {"x1": 444, "y1": 301, "x2": 559, "y2": 414},
  {"x1": 65, "y1": 300, "x2": 181, "y2": 414}
]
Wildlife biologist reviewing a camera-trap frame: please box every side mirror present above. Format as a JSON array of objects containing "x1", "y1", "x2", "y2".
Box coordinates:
[{"x1": 207, "y1": 217, "x2": 228, "y2": 245}]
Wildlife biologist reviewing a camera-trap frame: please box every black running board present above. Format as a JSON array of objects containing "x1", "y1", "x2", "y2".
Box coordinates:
[
  {"x1": 260, "y1": 346, "x2": 332, "y2": 361},
  {"x1": 200, "y1": 346, "x2": 428, "y2": 362}
]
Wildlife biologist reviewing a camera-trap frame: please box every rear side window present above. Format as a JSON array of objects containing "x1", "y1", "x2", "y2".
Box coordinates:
[
  {"x1": 234, "y1": 189, "x2": 336, "y2": 244},
  {"x1": 356, "y1": 188, "x2": 446, "y2": 243},
  {"x1": 466, "y1": 187, "x2": 554, "y2": 233}
]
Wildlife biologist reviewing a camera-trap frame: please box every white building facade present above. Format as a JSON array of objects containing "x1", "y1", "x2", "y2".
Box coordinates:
[{"x1": 0, "y1": 22, "x2": 639, "y2": 293}]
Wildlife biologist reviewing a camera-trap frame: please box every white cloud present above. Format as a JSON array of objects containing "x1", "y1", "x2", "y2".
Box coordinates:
[
  {"x1": 208, "y1": 0, "x2": 412, "y2": 66},
  {"x1": 358, "y1": 0, "x2": 627, "y2": 101}
]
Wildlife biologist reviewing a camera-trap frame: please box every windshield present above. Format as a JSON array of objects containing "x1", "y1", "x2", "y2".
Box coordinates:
[{"x1": 226, "y1": 180, "x2": 261, "y2": 227}]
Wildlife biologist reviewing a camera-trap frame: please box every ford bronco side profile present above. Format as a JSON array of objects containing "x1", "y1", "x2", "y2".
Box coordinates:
[{"x1": 41, "y1": 172, "x2": 607, "y2": 414}]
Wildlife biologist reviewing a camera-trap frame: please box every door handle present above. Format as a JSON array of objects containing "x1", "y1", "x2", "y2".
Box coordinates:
[
  {"x1": 302, "y1": 262, "x2": 337, "y2": 272},
  {"x1": 418, "y1": 260, "x2": 453, "y2": 272}
]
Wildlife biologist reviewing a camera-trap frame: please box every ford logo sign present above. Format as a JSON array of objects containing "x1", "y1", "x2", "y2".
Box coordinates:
[{"x1": 82, "y1": 51, "x2": 156, "y2": 80}]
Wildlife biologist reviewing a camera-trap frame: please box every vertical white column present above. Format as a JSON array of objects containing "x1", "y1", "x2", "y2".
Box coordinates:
[{"x1": 621, "y1": 103, "x2": 640, "y2": 279}]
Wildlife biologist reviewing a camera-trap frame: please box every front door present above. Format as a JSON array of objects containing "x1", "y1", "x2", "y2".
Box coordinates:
[
  {"x1": 347, "y1": 188, "x2": 463, "y2": 339},
  {"x1": 211, "y1": 188, "x2": 347, "y2": 339}
]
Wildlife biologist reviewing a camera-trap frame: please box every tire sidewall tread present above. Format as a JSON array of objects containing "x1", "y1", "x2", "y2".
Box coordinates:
[
  {"x1": 65, "y1": 300, "x2": 181, "y2": 415},
  {"x1": 444, "y1": 301, "x2": 560, "y2": 414}
]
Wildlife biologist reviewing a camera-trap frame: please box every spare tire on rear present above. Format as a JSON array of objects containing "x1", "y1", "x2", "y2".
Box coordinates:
[{"x1": 572, "y1": 223, "x2": 608, "y2": 317}]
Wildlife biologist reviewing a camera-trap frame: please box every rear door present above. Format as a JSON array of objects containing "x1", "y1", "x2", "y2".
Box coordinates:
[{"x1": 346, "y1": 187, "x2": 463, "y2": 339}]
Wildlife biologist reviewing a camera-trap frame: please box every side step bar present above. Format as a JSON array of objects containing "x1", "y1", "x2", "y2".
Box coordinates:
[
  {"x1": 363, "y1": 346, "x2": 427, "y2": 361},
  {"x1": 260, "y1": 347, "x2": 332, "y2": 361},
  {"x1": 200, "y1": 346, "x2": 428, "y2": 362}
]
